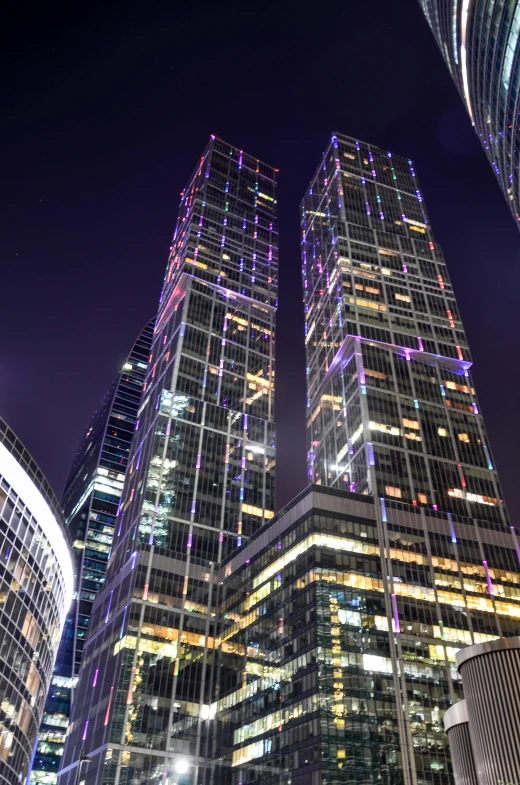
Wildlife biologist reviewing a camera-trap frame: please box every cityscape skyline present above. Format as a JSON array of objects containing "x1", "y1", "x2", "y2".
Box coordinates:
[
  {"x1": 50, "y1": 133, "x2": 520, "y2": 785},
  {"x1": 2, "y1": 2, "x2": 520, "y2": 783},
  {"x1": 3, "y1": 0, "x2": 520, "y2": 530}
]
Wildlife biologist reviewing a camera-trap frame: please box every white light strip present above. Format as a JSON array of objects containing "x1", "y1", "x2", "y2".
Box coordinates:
[
  {"x1": 460, "y1": 0, "x2": 474, "y2": 124},
  {"x1": 0, "y1": 441, "x2": 73, "y2": 608}
]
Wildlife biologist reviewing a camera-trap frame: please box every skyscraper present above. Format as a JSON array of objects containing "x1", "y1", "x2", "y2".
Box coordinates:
[
  {"x1": 418, "y1": 0, "x2": 520, "y2": 226},
  {"x1": 0, "y1": 418, "x2": 73, "y2": 785},
  {"x1": 30, "y1": 321, "x2": 154, "y2": 785},
  {"x1": 292, "y1": 131, "x2": 520, "y2": 783},
  {"x1": 58, "y1": 137, "x2": 278, "y2": 785}
]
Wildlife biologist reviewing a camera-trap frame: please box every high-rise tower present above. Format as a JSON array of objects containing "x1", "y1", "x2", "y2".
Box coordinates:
[
  {"x1": 58, "y1": 137, "x2": 277, "y2": 785},
  {"x1": 289, "y1": 131, "x2": 520, "y2": 784},
  {"x1": 419, "y1": 0, "x2": 520, "y2": 227},
  {"x1": 303, "y1": 132, "x2": 506, "y2": 519},
  {"x1": 30, "y1": 320, "x2": 153, "y2": 785}
]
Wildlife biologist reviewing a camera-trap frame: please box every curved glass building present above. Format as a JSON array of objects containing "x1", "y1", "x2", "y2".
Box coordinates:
[
  {"x1": 30, "y1": 319, "x2": 154, "y2": 785},
  {"x1": 419, "y1": 0, "x2": 520, "y2": 224},
  {"x1": 0, "y1": 419, "x2": 72, "y2": 785}
]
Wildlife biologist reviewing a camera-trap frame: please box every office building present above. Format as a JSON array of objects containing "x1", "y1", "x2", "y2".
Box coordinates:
[
  {"x1": 0, "y1": 418, "x2": 72, "y2": 785},
  {"x1": 213, "y1": 484, "x2": 516, "y2": 785},
  {"x1": 292, "y1": 132, "x2": 519, "y2": 784},
  {"x1": 30, "y1": 321, "x2": 154, "y2": 785},
  {"x1": 419, "y1": 0, "x2": 520, "y2": 226},
  {"x1": 58, "y1": 137, "x2": 278, "y2": 785}
]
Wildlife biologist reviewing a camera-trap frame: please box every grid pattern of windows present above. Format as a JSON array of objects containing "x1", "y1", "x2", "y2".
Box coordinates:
[
  {"x1": 0, "y1": 420, "x2": 71, "y2": 785},
  {"x1": 29, "y1": 322, "x2": 154, "y2": 785},
  {"x1": 298, "y1": 134, "x2": 520, "y2": 784},
  {"x1": 58, "y1": 137, "x2": 278, "y2": 785},
  {"x1": 213, "y1": 486, "x2": 520, "y2": 785},
  {"x1": 419, "y1": 0, "x2": 520, "y2": 227}
]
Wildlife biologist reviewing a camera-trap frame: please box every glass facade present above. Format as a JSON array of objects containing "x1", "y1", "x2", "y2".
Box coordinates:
[
  {"x1": 0, "y1": 419, "x2": 72, "y2": 785},
  {"x1": 29, "y1": 320, "x2": 154, "y2": 785},
  {"x1": 419, "y1": 0, "x2": 520, "y2": 226},
  {"x1": 58, "y1": 136, "x2": 278, "y2": 785},
  {"x1": 295, "y1": 132, "x2": 520, "y2": 783},
  {"x1": 213, "y1": 484, "x2": 520, "y2": 785}
]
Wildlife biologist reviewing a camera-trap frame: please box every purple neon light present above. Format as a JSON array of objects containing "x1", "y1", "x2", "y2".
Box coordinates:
[
  {"x1": 391, "y1": 593, "x2": 400, "y2": 633},
  {"x1": 105, "y1": 591, "x2": 113, "y2": 623},
  {"x1": 367, "y1": 442, "x2": 375, "y2": 466},
  {"x1": 482, "y1": 560, "x2": 494, "y2": 595},
  {"x1": 448, "y1": 512, "x2": 457, "y2": 543},
  {"x1": 93, "y1": 669, "x2": 99, "y2": 687},
  {"x1": 82, "y1": 721, "x2": 89, "y2": 741}
]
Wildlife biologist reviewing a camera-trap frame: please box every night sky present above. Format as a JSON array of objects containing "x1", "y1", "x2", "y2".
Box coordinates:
[{"x1": 2, "y1": 0, "x2": 520, "y2": 523}]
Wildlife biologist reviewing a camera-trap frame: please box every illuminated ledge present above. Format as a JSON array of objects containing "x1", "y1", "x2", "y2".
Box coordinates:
[
  {"x1": 310, "y1": 333, "x2": 472, "y2": 406},
  {"x1": 157, "y1": 272, "x2": 276, "y2": 330},
  {"x1": 188, "y1": 274, "x2": 277, "y2": 313},
  {"x1": 156, "y1": 274, "x2": 191, "y2": 330}
]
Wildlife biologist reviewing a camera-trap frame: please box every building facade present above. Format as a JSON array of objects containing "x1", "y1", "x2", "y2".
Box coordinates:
[
  {"x1": 296, "y1": 132, "x2": 520, "y2": 784},
  {"x1": 419, "y1": 0, "x2": 520, "y2": 225},
  {"x1": 30, "y1": 320, "x2": 154, "y2": 785},
  {"x1": 58, "y1": 137, "x2": 278, "y2": 785},
  {"x1": 0, "y1": 418, "x2": 73, "y2": 785},
  {"x1": 213, "y1": 485, "x2": 520, "y2": 785}
]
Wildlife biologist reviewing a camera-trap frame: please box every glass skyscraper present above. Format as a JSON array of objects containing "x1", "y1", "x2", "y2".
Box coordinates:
[
  {"x1": 30, "y1": 320, "x2": 153, "y2": 785},
  {"x1": 58, "y1": 137, "x2": 278, "y2": 785},
  {"x1": 295, "y1": 132, "x2": 519, "y2": 783},
  {"x1": 419, "y1": 0, "x2": 520, "y2": 226},
  {"x1": 0, "y1": 419, "x2": 72, "y2": 785},
  {"x1": 203, "y1": 134, "x2": 520, "y2": 785}
]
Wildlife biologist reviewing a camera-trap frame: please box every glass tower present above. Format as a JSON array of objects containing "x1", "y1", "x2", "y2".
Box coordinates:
[
  {"x1": 0, "y1": 419, "x2": 72, "y2": 785},
  {"x1": 419, "y1": 0, "x2": 520, "y2": 226},
  {"x1": 30, "y1": 320, "x2": 154, "y2": 785},
  {"x1": 293, "y1": 131, "x2": 520, "y2": 784},
  {"x1": 58, "y1": 137, "x2": 278, "y2": 785}
]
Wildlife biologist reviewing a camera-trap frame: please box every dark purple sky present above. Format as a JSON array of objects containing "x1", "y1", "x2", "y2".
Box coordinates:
[{"x1": 2, "y1": 0, "x2": 520, "y2": 522}]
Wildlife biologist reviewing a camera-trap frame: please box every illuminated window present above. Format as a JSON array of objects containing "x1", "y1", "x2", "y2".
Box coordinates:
[
  {"x1": 445, "y1": 380, "x2": 470, "y2": 394},
  {"x1": 418, "y1": 493, "x2": 428, "y2": 504},
  {"x1": 458, "y1": 433, "x2": 470, "y2": 443},
  {"x1": 363, "y1": 654, "x2": 393, "y2": 673},
  {"x1": 437, "y1": 428, "x2": 448, "y2": 437},
  {"x1": 369, "y1": 421, "x2": 401, "y2": 436},
  {"x1": 402, "y1": 418, "x2": 420, "y2": 430},
  {"x1": 348, "y1": 297, "x2": 386, "y2": 312},
  {"x1": 385, "y1": 486, "x2": 402, "y2": 498},
  {"x1": 395, "y1": 293, "x2": 411, "y2": 302},
  {"x1": 242, "y1": 503, "x2": 274, "y2": 519},
  {"x1": 365, "y1": 368, "x2": 387, "y2": 380}
]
